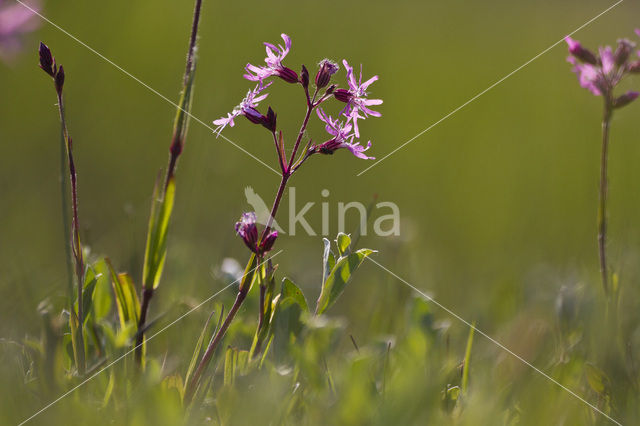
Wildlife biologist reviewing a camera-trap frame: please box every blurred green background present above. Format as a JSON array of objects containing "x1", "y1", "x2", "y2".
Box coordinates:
[{"x1": 2, "y1": 0, "x2": 640, "y2": 423}]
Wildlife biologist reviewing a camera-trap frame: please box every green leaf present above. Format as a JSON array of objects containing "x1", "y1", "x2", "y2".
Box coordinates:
[
  {"x1": 142, "y1": 175, "x2": 176, "y2": 291},
  {"x1": 184, "y1": 310, "x2": 216, "y2": 390},
  {"x1": 106, "y1": 259, "x2": 140, "y2": 330},
  {"x1": 585, "y1": 363, "x2": 609, "y2": 395},
  {"x1": 315, "y1": 248, "x2": 376, "y2": 315},
  {"x1": 336, "y1": 233, "x2": 351, "y2": 257},
  {"x1": 91, "y1": 259, "x2": 112, "y2": 321},
  {"x1": 223, "y1": 347, "x2": 249, "y2": 387},
  {"x1": 461, "y1": 322, "x2": 475, "y2": 393},
  {"x1": 321, "y1": 238, "x2": 335, "y2": 287},
  {"x1": 281, "y1": 277, "x2": 308, "y2": 312},
  {"x1": 80, "y1": 266, "x2": 98, "y2": 325}
]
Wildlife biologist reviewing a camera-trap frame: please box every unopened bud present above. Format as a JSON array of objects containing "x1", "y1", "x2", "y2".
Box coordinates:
[
  {"x1": 259, "y1": 229, "x2": 278, "y2": 254},
  {"x1": 333, "y1": 88, "x2": 352, "y2": 103},
  {"x1": 565, "y1": 37, "x2": 598, "y2": 65},
  {"x1": 628, "y1": 60, "x2": 640, "y2": 74},
  {"x1": 315, "y1": 59, "x2": 339, "y2": 89},
  {"x1": 277, "y1": 67, "x2": 299, "y2": 84},
  {"x1": 613, "y1": 91, "x2": 639, "y2": 109},
  {"x1": 300, "y1": 65, "x2": 309, "y2": 88},
  {"x1": 614, "y1": 39, "x2": 635, "y2": 66},
  {"x1": 55, "y1": 65, "x2": 65, "y2": 94},
  {"x1": 38, "y1": 42, "x2": 55, "y2": 77},
  {"x1": 262, "y1": 107, "x2": 277, "y2": 132}
]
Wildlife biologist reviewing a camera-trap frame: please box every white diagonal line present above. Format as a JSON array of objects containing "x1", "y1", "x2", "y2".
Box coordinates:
[
  {"x1": 366, "y1": 256, "x2": 622, "y2": 425},
  {"x1": 17, "y1": 251, "x2": 283, "y2": 426},
  {"x1": 357, "y1": 0, "x2": 624, "y2": 176},
  {"x1": 16, "y1": 0, "x2": 280, "y2": 176}
]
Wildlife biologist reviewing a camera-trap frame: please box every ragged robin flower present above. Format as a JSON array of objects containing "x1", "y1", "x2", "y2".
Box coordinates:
[
  {"x1": 313, "y1": 108, "x2": 373, "y2": 160},
  {"x1": 213, "y1": 81, "x2": 272, "y2": 136},
  {"x1": 244, "y1": 33, "x2": 298, "y2": 84}
]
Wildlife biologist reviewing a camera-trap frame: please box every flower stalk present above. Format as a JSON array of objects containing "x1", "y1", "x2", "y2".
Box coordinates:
[
  {"x1": 598, "y1": 97, "x2": 612, "y2": 297},
  {"x1": 135, "y1": 0, "x2": 203, "y2": 365},
  {"x1": 39, "y1": 43, "x2": 86, "y2": 374},
  {"x1": 187, "y1": 33, "x2": 382, "y2": 401}
]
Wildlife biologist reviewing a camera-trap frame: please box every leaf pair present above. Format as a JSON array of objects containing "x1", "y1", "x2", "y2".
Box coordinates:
[{"x1": 315, "y1": 233, "x2": 376, "y2": 315}]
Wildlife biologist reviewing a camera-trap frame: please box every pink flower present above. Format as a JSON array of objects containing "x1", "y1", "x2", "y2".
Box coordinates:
[
  {"x1": 314, "y1": 108, "x2": 374, "y2": 160},
  {"x1": 235, "y1": 212, "x2": 277, "y2": 255},
  {"x1": 0, "y1": 0, "x2": 41, "y2": 63},
  {"x1": 333, "y1": 59, "x2": 382, "y2": 138},
  {"x1": 213, "y1": 82, "x2": 271, "y2": 136},
  {"x1": 244, "y1": 33, "x2": 298, "y2": 83}
]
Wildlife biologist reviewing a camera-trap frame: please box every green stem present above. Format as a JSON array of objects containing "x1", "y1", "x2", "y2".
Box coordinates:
[{"x1": 598, "y1": 98, "x2": 612, "y2": 298}]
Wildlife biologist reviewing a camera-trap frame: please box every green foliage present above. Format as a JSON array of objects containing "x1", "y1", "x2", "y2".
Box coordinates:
[
  {"x1": 142, "y1": 176, "x2": 176, "y2": 291},
  {"x1": 315, "y1": 233, "x2": 376, "y2": 315}
]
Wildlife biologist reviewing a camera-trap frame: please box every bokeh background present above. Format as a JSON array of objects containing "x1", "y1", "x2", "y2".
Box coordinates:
[{"x1": 2, "y1": 0, "x2": 640, "y2": 423}]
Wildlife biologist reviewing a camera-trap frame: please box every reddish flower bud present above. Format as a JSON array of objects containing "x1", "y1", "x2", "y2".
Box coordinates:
[
  {"x1": 628, "y1": 60, "x2": 640, "y2": 74},
  {"x1": 55, "y1": 65, "x2": 65, "y2": 94},
  {"x1": 315, "y1": 59, "x2": 338, "y2": 89},
  {"x1": 614, "y1": 38, "x2": 635, "y2": 66},
  {"x1": 277, "y1": 67, "x2": 299, "y2": 84},
  {"x1": 613, "y1": 91, "x2": 639, "y2": 109},
  {"x1": 38, "y1": 42, "x2": 55, "y2": 77},
  {"x1": 259, "y1": 229, "x2": 278, "y2": 254},
  {"x1": 300, "y1": 64, "x2": 309, "y2": 88},
  {"x1": 262, "y1": 107, "x2": 277, "y2": 132},
  {"x1": 565, "y1": 37, "x2": 598, "y2": 65},
  {"x1": 333, "y1": 88, "x2": 352, "y2": 103},
  {"x1": 235, "y1": 212, "x2": 259, "y2": 253}
]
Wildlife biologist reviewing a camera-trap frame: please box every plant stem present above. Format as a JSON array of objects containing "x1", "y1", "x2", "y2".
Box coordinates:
[
  {"x1": 598, "y1": 98, "x2": 612, "y2": 298},
  {"x1": 186, "y1": 82, "x2": 319, "y2": 400},
  {"x1": 135, "y1": 0, "x2": 203, "y2": 365},
  {"x1": 56, "y1": 91, "x2": 86, "y2": 375}
]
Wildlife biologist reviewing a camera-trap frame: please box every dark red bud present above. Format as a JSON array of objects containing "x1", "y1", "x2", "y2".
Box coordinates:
[
  {"x1": 613, "y1": 91, "x2": 639, "y2": 109},
  {"x1": 614, "y1": 39, "x2": 635, "y2": 66},
  {"x1": 333, "y1": 88, "x2": 352, "y2": 103},
  {"x1": 55, "y1": 65, "x2": 65, "y2": 94},
  {"x1": 300, "y1": 65, "x2": 309, "y2": 88},
  {"x1": 277, "y1": 67, "x2": 299, "y2": 84},
  {"x1": 315, "y1": 59, "x2": 339, "y2": 89},
  {"x1": 39, "y1": 42, "x2": 55, "y2": 77},
  {"x1": 262, "y1": 107, "x2": 277, "y2": 132},
  {"x1": 628, "y1": 60, "x2": 640, "y2": 73},
  {"x1": 259, "y1": 230, "x2": 278, "y2": 253}
]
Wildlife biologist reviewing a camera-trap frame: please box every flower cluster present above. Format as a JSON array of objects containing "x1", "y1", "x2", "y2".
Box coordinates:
[
  {"x1": 235, "y1": 212, "x2": 278, "y2": 256},
  {"x1": 565, "y1": 32, "x2": 640, "y2": 108},
  {"x1": 0, "y1": 0, "x2": 41, "y2": 63},
  {"x1": 214, "y1": 33, "x2": 382, "y2": 252}
]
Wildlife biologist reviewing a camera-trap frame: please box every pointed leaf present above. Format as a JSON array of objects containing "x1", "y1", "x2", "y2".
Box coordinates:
[
  {"x1": 315, "y1": 248, "x2": 375, "y2": 315},
  {"x1": 336, "y1": 233, "x2": 351, "y2": 257}
]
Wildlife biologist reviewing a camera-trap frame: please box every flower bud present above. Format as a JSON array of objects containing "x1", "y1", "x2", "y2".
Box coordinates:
[
  {"x1": 614, "y1": 38, "x2": 635, "y2": 66},
  {"x1": 262, "y1": 107, "x2": 277, "y2": 132},
  {"x1": 628, "y1": 60, "x2": 640, "y2": 74},
  {"x1": 235, "y1": 212, "x2": 259, "y2": 253},
  {"x1": 55, "y1": 65, "x2": 65, "y2": 94},
  {"x1": 613, "y1": 91, "x2": 639, "y2": 109},
  {"x1": 315, "y1": 59, "x2": 339, "y2": 89},
  {"x1": 325, "y1": 84, "x2": 336, "y2": 95},
  {"x1": 259, "y1": 229, "x2": 278, "y2": 253},
  {"x1": 39, "y1": 42, "x2": 55, "y2": 77},
  {"x1": 277, "y1": 67, "x2": 299, "y2": 84},
  {"x1": 565, "y1": 37, "x2": 598, "y2": 65},
  {"x1": 243, "y1": 107, "x2": 265, "y2": 125},
  {"x1": 333, "y1": 88, "x2": 352, "y2": 103},
  {"x1": 300, "y1": 64, "x2": 309, "y2": 88}
]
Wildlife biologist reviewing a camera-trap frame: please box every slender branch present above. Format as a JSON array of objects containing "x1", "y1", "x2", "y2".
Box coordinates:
[
  {"x1": 136, "y1": 0, "x2": 204, "y2": 365},
  {"x1": 598, "y1": 97, "x2": 613, "y2": 297},
  {"x1": 56, "y1": 88, "x2": 86, "y2": 375},
  {"x1": 287, "y1": 87, "x2": 318, "y2": 172}
]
